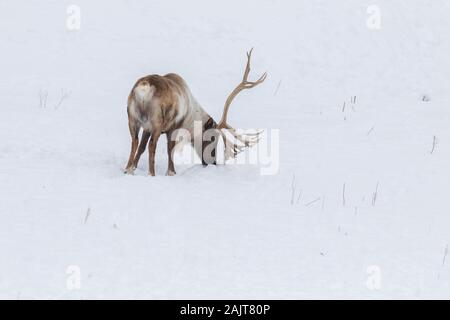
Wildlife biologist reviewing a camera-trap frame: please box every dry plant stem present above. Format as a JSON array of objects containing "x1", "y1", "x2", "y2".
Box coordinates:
[
  {"x1": 430, "y1": 135, "x2": 437, "y2": 154},
  {"x1": 442, "y1": 244, "x2": 448, "y2": 267},
  {"x1": 305, "y1": 197, "x2": 321, "y2": 207},
  {"x1": 84, "y1": 207, "x2": 91, "y2": 224},
  {"x1": 342, "y1": 183, "x2": 346, "y2": 207},
  {"x1": 290, "y1": 174, "x2": 296, "y2": 205},
  {"x1": 372, "y1": 182, "x2": 379, "y2": 206}
]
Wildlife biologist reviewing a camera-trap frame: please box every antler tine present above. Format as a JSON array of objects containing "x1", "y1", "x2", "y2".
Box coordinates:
[
  {"x1": 243, "y1": 48, "x2": 254, "y2": 82},
  {"x1": 244, "y1": 72, "x2": 267, "y2": 88},
  {"x1": 220, "y1": 127, "x2": 263, "y2": 160},
  {"x1": 227, "y1": 127, "x2": 263, "y2": 141},
  {"x1": 257, "y1": 72, "x2": 268, "y2": 83}
]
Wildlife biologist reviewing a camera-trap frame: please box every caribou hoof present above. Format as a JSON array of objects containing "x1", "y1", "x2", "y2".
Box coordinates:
[{"x1": 166, "y1": 170, "x2": 176, "y2": 176}]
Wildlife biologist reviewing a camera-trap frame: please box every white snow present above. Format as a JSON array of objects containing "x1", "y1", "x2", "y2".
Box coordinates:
[{"x1": 1, "y1": 0, "x2": 450, "y2": 299}]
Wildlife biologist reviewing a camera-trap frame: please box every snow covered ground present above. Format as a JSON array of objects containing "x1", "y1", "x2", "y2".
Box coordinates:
[{"x1": 1, "y1": 0, "x2": 450, "y2": 299}]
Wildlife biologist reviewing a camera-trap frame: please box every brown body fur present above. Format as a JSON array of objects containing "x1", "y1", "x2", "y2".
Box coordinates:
[{"x1": 125, "y1": 73, "x2": 216, "y2": 176}]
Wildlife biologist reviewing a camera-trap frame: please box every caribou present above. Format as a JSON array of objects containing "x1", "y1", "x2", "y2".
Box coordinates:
[{"x1": 124, "y1": 49, "x2": 267, "y2": 176}]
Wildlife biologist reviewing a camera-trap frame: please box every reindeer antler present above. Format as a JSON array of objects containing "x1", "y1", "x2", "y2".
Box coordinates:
[
  {"x1": 217, "y1": 49, "x2": 267, "y2": 159},
  {"x1": 217, "y1": 48, "x2": 267, "y2": 129}
]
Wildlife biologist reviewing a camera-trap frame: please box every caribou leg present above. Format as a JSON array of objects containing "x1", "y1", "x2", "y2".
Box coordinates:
[
  {"x1": 125, "y1": 120, "x2": 140, "y2": 174},
  {"x1": 166, "y1": 131, "x2": 176, "y2": 176},
  {"x1": 132, "y1": 130, "x2": 151, "y2": 170},
  {"x1": 148, "y1": 128, "x2": 162, "y2": 176}
]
